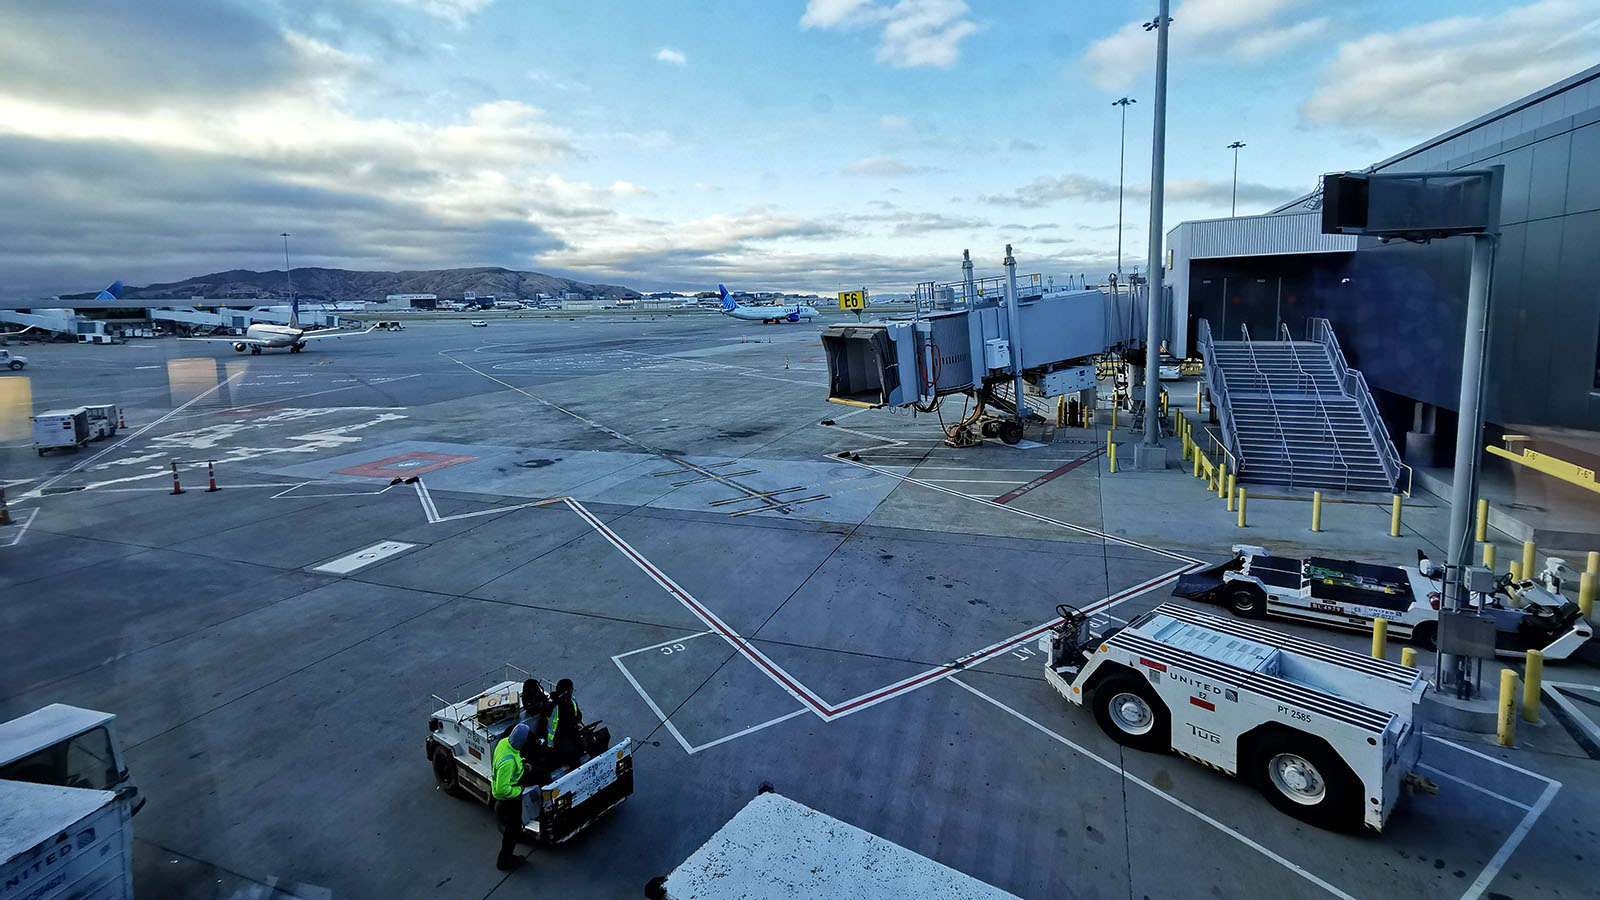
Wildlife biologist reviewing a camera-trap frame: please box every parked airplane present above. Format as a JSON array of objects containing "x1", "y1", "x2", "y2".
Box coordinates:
[
  {"x1": 179, "y1": 297, "x2": 375, "y2": 354},
  {"x1": 719, "y1": 285, "x2": 818, "y2": 323}
]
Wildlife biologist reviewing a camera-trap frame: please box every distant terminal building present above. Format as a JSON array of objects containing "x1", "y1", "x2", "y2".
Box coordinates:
[
  {"x1": 385, "y1": 293, "x2": 437, "y2": 308},
  {"x1": 1166, "y1": 62, "x2": 1600, "y2": 460}
]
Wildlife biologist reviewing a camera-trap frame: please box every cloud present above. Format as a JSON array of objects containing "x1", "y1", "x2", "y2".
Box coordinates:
[
  {"x1": 800, "y1": 0, "x2": 979, "y2": 68},
  {"x1": 692, "y1": 183, "x2": 723, "y2": 192},
  {"x1": 1301, "y1": 0, "x2": 1600, "y2": 134},
  {"x1": 844, "y1": 155, "x2": 939, "y2": 176},
  {"x1": 982, "y1": 173, "x2": 1299, "y2": 210},
  {"x1": 879, "y1": 114, "x2": 911, "y2": 129},
  {"x1": 1081, "y1": 0, "x2": 1330, "y2": 92},
  {"x1": 655, "y1": 47, "x2": 687, "y2": 66},
  {"x1": 385, "y1": 0, "x2": 496, "y2": 28},
  {"x1": 526, "y1": 68, "x2": 585, "y2": 92}
]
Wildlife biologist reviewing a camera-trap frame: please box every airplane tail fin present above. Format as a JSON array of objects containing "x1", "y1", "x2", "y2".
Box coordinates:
[
  {"x1": 94, "y1": 280, "x2": 124, "y2": 302},
  {"x1": 719, "y1": 284, "x2": 735, "y2": 311},
  {"x1": 290, "y1": 294, "x2": 300, "y2": 330}
]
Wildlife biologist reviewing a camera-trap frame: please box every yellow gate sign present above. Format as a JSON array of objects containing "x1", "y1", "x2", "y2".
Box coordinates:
[{"x1": 838, "y1": 290, "x2": 866, "y2": 310}]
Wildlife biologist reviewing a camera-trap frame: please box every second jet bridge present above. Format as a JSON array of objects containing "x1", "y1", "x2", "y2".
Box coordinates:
[{"x1": 823, "y1": 282, "x2": 1124, "y2": 412}]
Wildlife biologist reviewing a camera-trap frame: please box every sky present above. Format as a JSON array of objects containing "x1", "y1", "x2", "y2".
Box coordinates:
[{"x1": 2, "y1": 0, "x2": 1597, "y2": 298}]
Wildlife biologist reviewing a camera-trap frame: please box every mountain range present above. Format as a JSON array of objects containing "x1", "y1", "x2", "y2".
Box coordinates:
[{"x1": 67, "y1": 267, "x2": 640, "y2": 302}]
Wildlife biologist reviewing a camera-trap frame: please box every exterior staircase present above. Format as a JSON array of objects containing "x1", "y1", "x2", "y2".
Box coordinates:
[{"x1": 1199, "y1": 319, "x2": 1403, "y2": 493}]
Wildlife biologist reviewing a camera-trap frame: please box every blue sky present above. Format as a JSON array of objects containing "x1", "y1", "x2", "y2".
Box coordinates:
[{"x1": 1, "y1": 0, "x2": 1597, "y2": 296}]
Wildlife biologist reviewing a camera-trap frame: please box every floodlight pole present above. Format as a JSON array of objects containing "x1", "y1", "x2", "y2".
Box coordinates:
[
  {"x1": 1227, "y1": 141, "x2": 1246, "y2": 216},
  {"x1": 1439, "y1": 230, "x2": 1497, "y2": 694},
  {"x1": 281, "y1": 232, "x2": 293, "y2": 300},
  {"x1": 1114, "y1": 97, "x2": 1136, "y2": 277},
  {"x1": 1142, "y1": 0, "x2": 1170, "y2": 449}
]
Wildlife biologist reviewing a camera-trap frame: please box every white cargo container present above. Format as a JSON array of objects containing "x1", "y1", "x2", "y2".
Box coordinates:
[
  {"x1": 0, "y1": 780, "x2": 133, "y2": 900},
  {"x1": 31, "y1": 409, "x2": 90, "y2": 455},
  {"x1": 644, "y1": 792, "x2": 1022, "y2": 900}
]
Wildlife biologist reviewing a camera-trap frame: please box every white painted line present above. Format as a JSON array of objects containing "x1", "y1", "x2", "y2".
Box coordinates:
[
  {"x1": 689, "y1": 708, "x2": 809, "y2": 753},
  {"x1": 949, "y1": 678, "x2": 1359, "y2": 900},
  {"x1": 311, "y1": 540, "x2": 417, "y2": 574},
  {"x1": 1546, "y1": 680, "x2": 1600, "y2": 695},
  {"x1": 919, "y1": 479, "x2": 1030, "y2": 485},
  {"x1": 1461, "y1": 779, "x2": 1560, "y2": 900},
  {"x1": 1541, "y1": 684, "x2": 1600, "y2": 748},
  {"x1": 0, "y1": 507, "x2": 39, "y2": 548},
  {"x1": 615, "y1": 631, "x2": 716, "y2": 659},
  {"x1": 1416, "y1": 763, "x2": 1530, "y2": 811},
  {"x1": 1425, "y1": 735, "x2": 1560, "y2": 785},
  {"x1": 611, "y1": 653, "x2": 696, "y2": 755}
]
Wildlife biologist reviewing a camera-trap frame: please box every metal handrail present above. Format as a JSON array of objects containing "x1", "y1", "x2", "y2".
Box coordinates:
[
  {"x1": 1238, "y1": 324, "x2": 1296, "y2": 486},
  {"x1": 1196, "y1": 319, "x2": 1244, "y2": 469},
  {"x1": 1280, "y1": 322, "x2": 1351, "y2": 491},
  {"x1": 1306, "y1": 318, "x2": 1408, "y2": 494}
]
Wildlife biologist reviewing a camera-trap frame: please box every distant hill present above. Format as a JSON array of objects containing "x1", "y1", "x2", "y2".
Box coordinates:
[{"x1": 67, "y1": 267, "x2": 640, "y2": 302}]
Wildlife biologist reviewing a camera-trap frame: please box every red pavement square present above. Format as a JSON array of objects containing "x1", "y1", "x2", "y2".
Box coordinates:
[{"x1": 335, "y1": 452, "x2": 479, "y2": 479}]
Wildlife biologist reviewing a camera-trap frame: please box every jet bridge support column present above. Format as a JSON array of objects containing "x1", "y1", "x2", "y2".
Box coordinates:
[{"x1": 1003, "y1": 245, "x2": 1025, "y2": 425}]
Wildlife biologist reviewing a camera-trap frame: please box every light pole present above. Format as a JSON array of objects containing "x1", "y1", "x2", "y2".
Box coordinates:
[
  {"x1": 280, "y1": 232, "x2": 294, "y2": 301},
  {"x1": 1227, "y1": 141, "x2": 1246, "y2": 217},
  {"x1": 1113, "y1": 97, "x2": 1137, "y2": 277},
  {"x1": 1140, "y1": 3, "x2": 1171, "y2": 454}
]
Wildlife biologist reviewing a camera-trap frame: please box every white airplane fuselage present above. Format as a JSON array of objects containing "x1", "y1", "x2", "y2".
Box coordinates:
[
  {"x1": 234, "y1": 323, "x2": 306, "y2": 351},
  {"x1": 721, "y1": 304, "x2": 818, "y2": 323}
]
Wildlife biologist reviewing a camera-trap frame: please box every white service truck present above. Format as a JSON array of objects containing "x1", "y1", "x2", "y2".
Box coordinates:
[
  {"x1": 643, "y1": 791, "x2": 1023, "y2": 900},
  {"x1": 425, "y1": 672, "x2": 633, "y2": 846},
  {"x1": 1173, "y1": 544, "x2": 1592, "y2": 659},
  {"x1": 1042, "y1": 602, "x2": 1432, "y2": 831},
  {"x1": 0, "y1": 350, "x2": 26, "y2": 371},
  {"x1": 1, "y1": 704, "x2": 145, "y2": 900}
]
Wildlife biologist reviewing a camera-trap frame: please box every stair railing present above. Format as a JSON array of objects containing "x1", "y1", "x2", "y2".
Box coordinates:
[
  {"x1": 1238, "y1": 324, "x2": 1295, "y2": 487},
  {"x1": 1281, "y1": 322, "x2": 1351, "y2": 491},
  {"x1": 1196, "y1": 319, "x2": 1244, "y2": 470},
  {"x1": 1306, "y1": 318, "x2": 1409, "y2": 494}
]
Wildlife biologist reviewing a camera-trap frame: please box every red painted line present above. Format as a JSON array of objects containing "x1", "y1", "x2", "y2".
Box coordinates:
[
  {"x1": 1191, "y1": 696, "x2": 1215, "y2": 711},
  {"x1": 1141, "y1": 658, "x2": 1168, "y2": 672},
  {"x1": 826, "y1": 562, "x2": 1204, "y2": 716},
  {"x1": 993, "y1": 447, "x2": 1103, "y2": 504}
]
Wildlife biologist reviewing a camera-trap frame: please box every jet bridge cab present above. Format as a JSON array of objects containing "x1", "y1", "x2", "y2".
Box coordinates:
[{"x1": 1043, "y1": 603, "x2": 1433, "y2": 831}]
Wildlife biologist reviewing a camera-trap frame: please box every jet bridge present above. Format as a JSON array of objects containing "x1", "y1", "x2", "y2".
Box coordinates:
[{"x1": 823, "y1": 247, "x2": 1139, "y2": 441}]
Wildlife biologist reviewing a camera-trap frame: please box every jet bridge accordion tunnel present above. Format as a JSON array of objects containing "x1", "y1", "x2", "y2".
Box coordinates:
[{"x1": 822, "y1": 286, "x2": 1130, "y2": 411}]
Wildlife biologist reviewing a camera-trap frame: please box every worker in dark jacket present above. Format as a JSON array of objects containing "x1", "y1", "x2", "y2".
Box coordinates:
[
  {"x1": 545, "y1": 678, "x2": 584, "y2": 771},
  {"x1": 517, "y1": 679, "x2": 552, "y2": 785}
]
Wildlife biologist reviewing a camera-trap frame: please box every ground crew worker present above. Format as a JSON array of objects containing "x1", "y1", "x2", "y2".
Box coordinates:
[
  {"x1": 492, "y1": 722, "x2": 533, "y2": 871},
  {"x1": 546, "y1": 678, "x2": 584, "y2": 771}
]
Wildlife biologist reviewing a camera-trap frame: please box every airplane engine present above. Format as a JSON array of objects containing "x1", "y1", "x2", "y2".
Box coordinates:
[
  {"x1": 233, "y1": 342, "x2": 248, "y2": 352},
  {"x1": 788, "y1": 313, "x2": 800, "y2": 322}
]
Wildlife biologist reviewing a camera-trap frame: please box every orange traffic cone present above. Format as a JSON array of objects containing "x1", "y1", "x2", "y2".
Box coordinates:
[
  {"x1": 785, "y1": 357, "x2": 790, "y2": 369},
  {"x1": 170, "y1": 461, "x2": 185, "y2": 495},
  {"x1": 118, "y1": 410, "x2": 127, "y2": 429},
  {"x1": 206, "y1": 460, "x2": 220, "y2": 492}
]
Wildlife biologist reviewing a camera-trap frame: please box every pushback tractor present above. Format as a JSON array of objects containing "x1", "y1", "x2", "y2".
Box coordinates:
[{"x1": 1042, "y1": 603, "x2": 1435, "y2": 831}]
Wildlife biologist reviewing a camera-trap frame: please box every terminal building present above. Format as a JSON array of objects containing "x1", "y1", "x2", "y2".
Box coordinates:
[{"x1": 1165, "y1": 63, "x2": 1599, "y2": 540}]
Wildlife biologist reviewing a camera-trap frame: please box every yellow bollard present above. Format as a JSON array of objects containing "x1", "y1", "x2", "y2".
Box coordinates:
[
  {"x1": 1237, "y1": 487, "x2": 1247, "y2": 528},
  {"x1": 1311, "y1": 491, "x2": 1323, "y2": 532},
  {"x1": 1218, "y1": 461, "x2": 1228, "y2": 499},
  {"x1": 1522, "y1": 541, "x2": 1536, "y2": 580},
  {"x1": 1579, "y1": 571, "x2": 1596, "y2": 621},
  {"x1": 1106, "y1": 429, "x2": 1113, "y2": 456},
  {"x1": 1056, "y1": 396, "x2": 1066, "y2": 428},
  {"x1": 1497, "y1": 668, "x2": 1518, "y2": 747},
  {"x1": 1112, "y1": 405, "x2": 1117, "y2": 430},
  {"x1": 1371, "y1": 617, "x2": 1388, "y2": 660},
  {"x1": 1227, "y1": 474, "x2": 1237, "y2": 512},
  {"x1": 1197, "y1": 385, "x2": 1203, "y2": 414},
  {"x1": 1400, "y1": 647, "x2": 1417, "y2": 668},
  {"x1": 1587, "y1": 551, "x2": 1598, "y2": 576},
  {"x1": 1482, "y1": 542, "x2": 1496, "y2": 571},
  {"x1": 1522, "y1": 650, "x2": 1543, "y2": 724},
  {"x1": 1509, "y1": 560, "x2": 1522, "y2": 582},
  {"x1": 1390, "y1": 494, "x2": 1402, "y2": 538},
  {"x1": 1193, "y1": 450, "x2": 1201, "y2": 479},
  {"x1": 1109, "y1": 441, "x2": 1117, "y2": 474},
  {"x1": 1476, "y1": 498, "x2": 1489, "y2": 542}
]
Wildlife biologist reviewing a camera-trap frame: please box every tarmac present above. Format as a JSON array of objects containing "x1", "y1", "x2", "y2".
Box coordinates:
[{"x1": 2, "y1": 313, "x2": 1598, "y2": 900}]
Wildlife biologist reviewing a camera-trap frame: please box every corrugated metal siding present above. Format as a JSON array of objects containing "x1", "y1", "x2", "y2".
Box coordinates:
[{"x1": 1186, "y1": 212, "x2": 1357, "y2": 259}]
